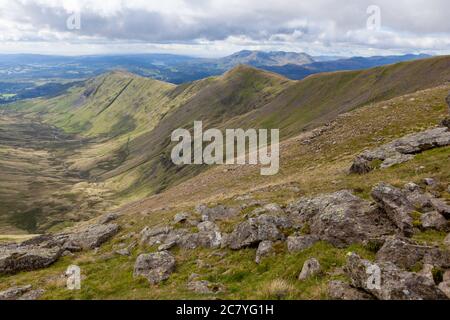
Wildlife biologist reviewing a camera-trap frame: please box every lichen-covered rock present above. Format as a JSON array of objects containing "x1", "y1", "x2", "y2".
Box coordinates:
[
  {"x1": 371, "y1": 183, "x2": 415, "y2": 236},
  {"x1": 286, "y1": 235, "x2": 319, "y2": 253},
  {"x1": 228, "y1": 215, "x2": 286, "y2": 250},
  {"x1": 0, "y1": 245, "x2": 62, "y2": 275},
  {"x1": 375, "y1": 237, "x2": 450, "y2": 269},
  {"x1": 64, "y1": 223, "x2": 120, "y2": 250},
  {"x1": 298, "y1": 258, "x2": 321, "y2": 280},
  {"x1": 98, "y1": 213, "x2": 118, "y2": 224},
  {"x1": 287, "y1": 190, "x2": 395, "y2": 247},
  {"x1": 173, "y1": 212, "x2": 189, "y2": 224},
  {"x1": 328, "y1": 281, "x2": 374, "y2": 300},
  {"x1": 255, "y1": 240, "x2": 273, "y2": 264},
  {"x1": 133, "y1": 251, "x2": 176, "y2": 285},
  {"x1": 421, "y1": 211, "x2": 448, "y2": 231},
  {"x1": 350, "y1": 127, "x2": 450, "y2": 174},
  {"x1": 345, "y1": 253, "x2": 448, "y2": 300}
]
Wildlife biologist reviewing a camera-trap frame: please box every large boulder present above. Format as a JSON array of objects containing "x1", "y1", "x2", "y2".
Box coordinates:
[
  {"x1": 371, "y1": 183, "x2": 415, "y2": 236},
  {"x1": 64, "y1": 223, "x2": 120, "y2": 250},
  {"x1": 287, "y1": 190, "x2": 396, "y2": 247},
  {"x1": 350, "y1": 127, "x2": 450, "y2": 174},
  {"x1": 133, "y1": 251, "x2": 176, "y2": 285},
  {"x1": 375, "y1": 237, "x2": 450, "y2": 269},
  {"x1": 345, "y1": 253, "x2": 448, "y2": 300},
  {"x1": 0, "y1": 245, "x2": 62, "y2": 275},
  {"x1": 228, "y1": 215, "x2": 286, "y2": 250}
]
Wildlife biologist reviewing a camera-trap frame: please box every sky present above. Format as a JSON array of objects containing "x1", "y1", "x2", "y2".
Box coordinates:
[{"x1": 0, "y1": 0, "x2": 449, "y2": 57}]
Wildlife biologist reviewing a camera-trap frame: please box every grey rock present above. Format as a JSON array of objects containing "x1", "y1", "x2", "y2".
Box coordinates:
[
  {"x1": 376, "y1": 237, "x2": 450, "y2": 269},
  {"x1": 98, "y1": 213, "x2": 118, "y2": 224},
  {"x1": 18, "y1": 289, "x2": 45, "y2": 300},
  {"x1": 255, "y1": 240, "x2": 273, "y2": 264},
  {"x1": 328, "y1": 280, "x2": 374, "y2": 300},
  {"x1": 187, "y1": 280, "x2": 224, "y2": 294},
  {"x1": 0, "y1": 245, "x2": 62, "y2": 275},
  {"x1": 438, "y1": 281, "x2": 450, "y2": 299},
  {"x1": 350, "y1": 127, "x2": 450, "y2": 174},
  {"x1": 424, "y1": 178, "x2": 436, "y2": 186},
  {"x1": 430, "y1": 198, "x2": 450, "y2": 219},
  {"x1": 287, "y1": 190, "x2": 396, "y2": 247},
  {"x1": 228, "y1": 215, "x2": 285, "y2": 250},
  {"x1": 298, "y1": 258, "x2": 321, "y2": 280},
  {"x1": 346, "y1": 253, "x2": 448, "y2": 300},
  {"x1": 133, "y1": 251, "x2": 176, "y2": 285},
  {"x1": 371, "y1": 183, "x2": 415, "y2": 236},
  {"x1": 115, "y1": 248, "x2": 131, "y2": 256},
  {"x1": 174, "y1": 212, "x2": 189, "y2": 224},
  {"x1": 421, "y1": 211, "x2": 448, "y2": 231},
  {"x1": 196, "y1": 204, "x2": 239, "y2": 222},
  {"x1": 0, "y1": 285, "x2": 32, "y2": 300},
  {"x1": 287, "y1": 235, "x2": 319, "y2": 253},
  {"x1": 64, "y1": 223, "x2": 119, "y2": 250}
]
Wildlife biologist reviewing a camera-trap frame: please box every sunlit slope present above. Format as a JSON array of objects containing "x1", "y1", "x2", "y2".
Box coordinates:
[{"x1": 9, "y1": 56, "x2": 450, "y2": 202}]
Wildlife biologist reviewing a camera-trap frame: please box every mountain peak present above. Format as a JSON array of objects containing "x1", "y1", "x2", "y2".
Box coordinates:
[{"x1": 219, "y1": 50, "x2": 314, "y2": 67}]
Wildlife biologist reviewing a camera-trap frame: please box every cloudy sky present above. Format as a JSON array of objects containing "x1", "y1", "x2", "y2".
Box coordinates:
[{"x1": 0, "y1": 0, "x2": 449, "y2": 57}]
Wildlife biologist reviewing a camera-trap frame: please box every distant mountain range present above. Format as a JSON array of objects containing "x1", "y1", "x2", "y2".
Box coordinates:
[{"x1": 0, "y1": 51, "x2": 433, "y2": 103}]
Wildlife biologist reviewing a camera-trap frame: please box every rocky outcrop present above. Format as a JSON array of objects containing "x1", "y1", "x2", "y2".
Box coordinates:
[
  {"x1": 375, "y1": 237, "x2": 450, "y2": 269},
  {"x1": 228, "y1": 214, "x2": 288, "y2": 250},
  {"x1": 328, "y1": 280, "x2": 374, "y2": 300},
  {"x1": 0, "y1": 223, "x2": 119, "y2": 275},
  {"x1": 287, "y1": 190, "x2": 396, "y2": 247},
  {"x1": 371, "y1": 183, "x2": 415, "y2": 236},
  {"x1": 133, "y1": 251, "x2": 176, "y2": 285},
  {"x1": 0, "y1": 245, "x2": 62, "y2": 275},
  {"x1": 0, "y1": 285, "x2": 45, "y2": 301},
  {"x1": 345, "y1": 253, "x2": 448, "y2": 300},
  {"x1": 350, "y1": 127, "x2": 450, "y2": 174},
  {"x1": 286, "y1": 235, "x2": 319, "y2": 253},
  {"x1": 298, "y1": 258, "x2": 321, "y2": 280}
]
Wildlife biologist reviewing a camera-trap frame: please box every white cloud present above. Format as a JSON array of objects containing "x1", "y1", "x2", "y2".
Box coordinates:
[{"x1": 0, "y1": 0, "x2": 449, "y2": 56}]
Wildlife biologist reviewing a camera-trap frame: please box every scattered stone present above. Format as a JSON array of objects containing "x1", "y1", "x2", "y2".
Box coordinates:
[
  {"x1": 98, "y1": 213, "x2": 118, "y2": 224},
  {"x1": 298, "y1": 258, "x2": 321, "y2": 280},
  {"x1": 371, "y1": 183, "x2": 414, "y2": 236},
  {"x1": 286, "y1": 235, "x2": 319, "y2": 253},
  {"x1": 345, "y1": 252, "x2": 448, "y2": 300},
  {"x1": 174, "y1": 212, "x2": 189, "y2": 224},
  {"x1": 328, "y1": 280, "x2": 374, "y2": 300},
  {"x1": 424, "y1": 178, "x2": 436, "y2": 186},
  {"x1": 287, "y1": 190, "x2": 396, "y2": 247},
  {"x1": 421, "y1": 211, "x2": 448, "y2": 231},
  {"x1": 255, "y1": 240, "x2": 273, "y2": 264},
  {"x1": 350, "y1": 127, "x2": 450, "y2": 174},
  {"x1": 115, "y1": 248, "x2": 131, "y2": 256},
  {"x1": 133, "y1": 251, "x2": 176, "y2": 285},
  {"x1": 187, "y1": 280, "x2": 224, "y2": 294}
]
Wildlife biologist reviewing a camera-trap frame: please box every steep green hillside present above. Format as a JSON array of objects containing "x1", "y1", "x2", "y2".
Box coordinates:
[{"x1": 4, "y1": 56, "x2": 450, "y2": 232}]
